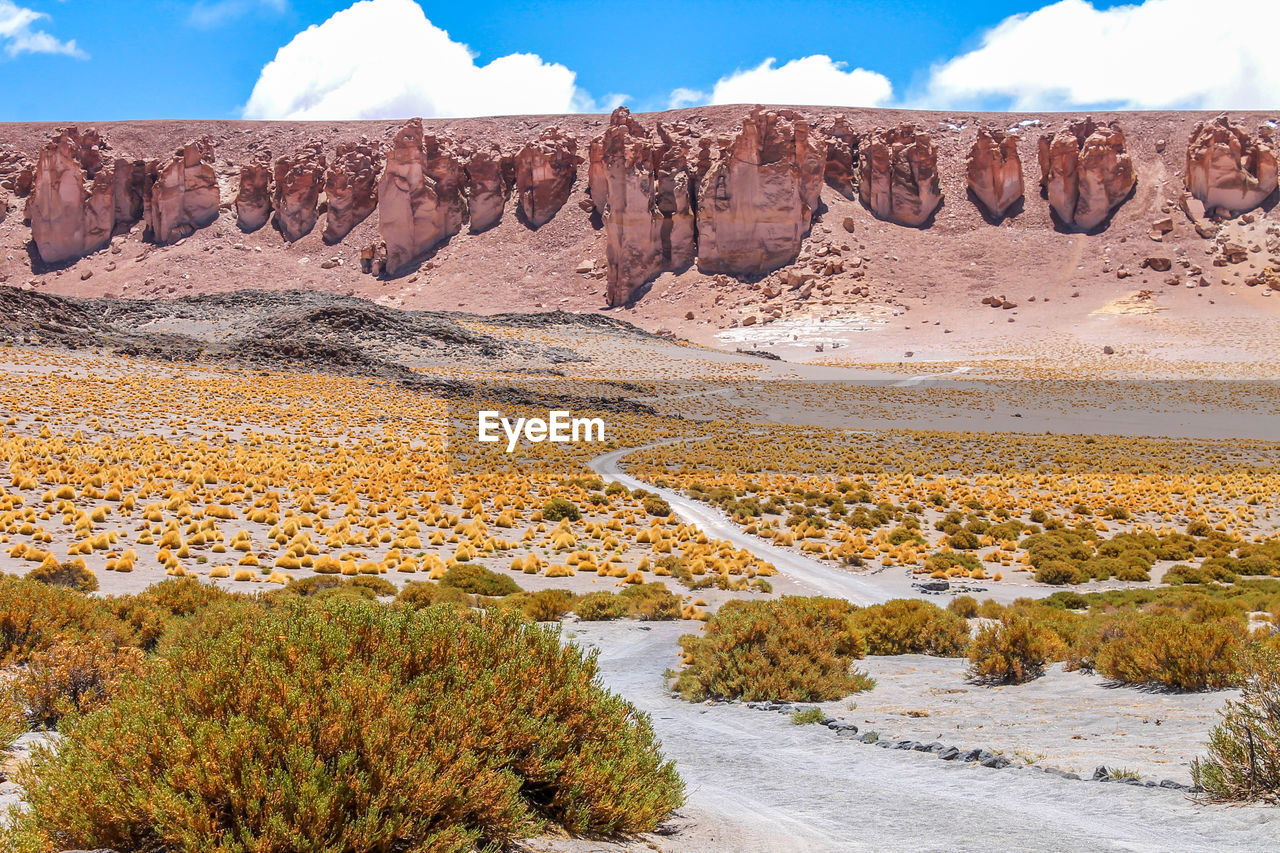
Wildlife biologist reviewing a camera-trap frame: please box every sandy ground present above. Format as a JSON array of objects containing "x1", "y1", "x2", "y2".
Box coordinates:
[{"x1": 548, "y1": 622, "x2": 1280, "y2": 853}]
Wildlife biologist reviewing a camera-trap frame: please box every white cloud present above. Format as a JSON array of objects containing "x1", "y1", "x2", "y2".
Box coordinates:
[
  {"x1": 706, "y1": 55, "x2": 894, "y2": 108},
  {"x1": 243, "y1": 0, "x2": 584, "y2": 120},
  {"x1": 0, "y1": 0, "x2": 86, "y2": 59},
  {"x1": 923, "y1": 0, "x2": 1280, "y2": 110},
  {"x1": 189, "y1": 0, "x2": 290, "y2": 29},
  {"x1": 667, "y1": 88, "x2": 707, "y2": 110}
]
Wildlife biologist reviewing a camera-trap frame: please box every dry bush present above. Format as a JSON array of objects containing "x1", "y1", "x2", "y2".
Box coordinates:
[
  {"x1": 106, "y1": 577, "x2": 235, "y2": 650},
  {"x1": 393, "y1": 580, "x2": 470, "y2": 610},
  {"x1": 676, "y1": 597, "x2": 873, "y2": 702},
  {"x1": 12, "y1": 636, "x2": 147, "y2": 728},
  {"x1": 25, "y1": 561, "x2": 98, "y2": 593},
  {"x1": 0, "y1": 577, "x2": 125, "y2": 665},
  {"x1": 1094, "y1": 612, "x2": 1242, "y2": 690},
  {"x1": 968, "y1": 615, "x2": 1064, "y2": 684},
  {"x1": 8, "y1": 597, "x2": 683, "y2": 851},
  {"x1": 1194, "y1": 645, "x2": 1280, "y2": 802},
  {"x1": 849, "y1": 599, "x2": 969, "y2": 657},
  {"x1": 440, "y1": 564, "x2": 521, "y2": 597}
]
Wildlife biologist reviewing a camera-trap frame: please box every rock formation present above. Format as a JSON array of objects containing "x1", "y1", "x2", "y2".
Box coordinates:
[
  {"x1": 1185, "y1": 115, "x2": 1278, "y2": 216},
  {"x1": 323, "y1": 139, "x2": 382, "y2": 243},
  {"x1": 1037, "y1": 118, "x2": 1135, "y2": 231},
  {"x1": 821, "y1": 115, "x2": 859, "y2": 198},
  {"x1": 858, "y1": 124, "x2": 942, "y2": 227},
  {"x1": 589, "y1": 107, "x2": 696, "y2": 306},
  {"x1": 966, "y1": 128, "x2": 1023, "y2": 219},
  {"x1": 515, "y1": 127, "x2": 579, "y2": 228},
  {"x1": 272, "y1": 142, "x2": 327, "y2": 242},
  {"x1": 464, "y1": 144, "x2": 512, "y2": 233},
  {"x1": 235, "y1": 152, "x2": 273, "y2": 232},
  {"x1": 145, "y1": 139, "x2": 220, "y2": 244},
  {"x1": 111, "y1": 158, "x2": 147, "y2": 226},
  {"x1": 694, "y1": 108, "x2": 825, "y2": 276},
  {"x1": 1, "y1": 147, "x2": 35, "y2": 198},
  {"x1": 27, "y1": 128, "x2": 117, "y2": 265},
  {"x1": 377, "y1": 118, "x2": 467, "y2": 276}
]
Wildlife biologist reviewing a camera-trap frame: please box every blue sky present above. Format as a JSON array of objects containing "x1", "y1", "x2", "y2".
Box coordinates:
[{"x1": 0, "y1": 0, "x2": 1276, "y2": 121}]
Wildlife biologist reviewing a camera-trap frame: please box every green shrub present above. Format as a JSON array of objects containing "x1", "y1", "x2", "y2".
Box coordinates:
[
  {"x1": 968, "y1": 615, "x2": 1064, "y2": 684},
  {"x1": 283, "y1": 575, "x2": 345, "y2": 597},
  {"x1": 1194, "y1": 645, "x2": 1280, "y2": 802},
  {"x1": 107, "y1": 578, "x2": 234, "y2": 650},
  {"x1": 520, "y1": 589, "x2": 577, "y2": 622},
  {"x1": 541, "y1": 497, "x2": 581, "y2": 522},
  {"x1": 1035, "y1": 560, "x2": 1082, "y2": 585},
  {"x1": 1094, "y1": 613, "x2": 1242, "y2": 690},
  {"x1": 394, "y1": 580, "x2": 470, "y2": 610},
  {"x1": 1163, "y1": 563, "x2": 1204, "y2": 585},
  {"x1": 0, "y1": 577, "x2": 125, "y2": 665},
  {"x1": 573, "y1": 592, "x2": 630, "y2": 621},
  {"x1": 790, "y1": 707, "x2": 826, "y2": 725},
  {"x1": 642, "y1": 495, "x2": 673, "y2": 517},
  {"x1": 8, "y1": 597, "x2": 683, "y2": 850},
  {"x1": 676, "y1": 597, "x2": 873, "y2": 702},
  {"x1": 947, "y1": 595, "x2": 979, "y2": 619},
  {"x1": 26, "y1": 562, "x2": 98, "y2": 593},
  {"x1": 925, "y1": 551, "x2": 981, "y2": 575},
  {"x1": 619, "y1": 583, "x2": 681, "y2": 621},
  {"x1": 348, "y1": 575, "x2": 397, "y2": 597},
  {"x1": 849, "y1": 599, "x2": 969, "y2": 657},
  {"x1": 440, "y1": 564, "x2": 522, "y2": 596}
]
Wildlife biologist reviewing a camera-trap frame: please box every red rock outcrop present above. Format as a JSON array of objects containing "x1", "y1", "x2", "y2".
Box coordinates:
[
  {"x1": 111, "y1": 158, "x2": 147, "y2": 226},
  {"x1": 966, "y1": 128, "x2": 1023, "y2": 219},
  {"x1": 694, "y1": 108, "x2": 825, "y2": 276},
  {"x1": 235, "y1": 152, "x2": 273, "y2": 233},
  {"x1": 589, "y1": 107, "x2": 697, "y2": 306},
  {"x1": 145, "y1": 139, "x2": 220, "y2": 244},
  {"x1": 515, "y1": 127, "x2": 580, "y2": 228},
  {"x1": 272, "y1": 142, "x2": 326, "y2": 242},
  {"x1": 376, "y1": 119, "x2": 467, "y2": 276},
  {"x1": 821, "y1": 115, "x2": 859, "y2": 198},
  {"x1": 1037, "y1": 118, "x2": 1135, "y2": 231},
  {"x1": 323, "y1": 139, "x2": 382, "y2": 243},
  {"x1": 27, "y1": 128, "x2": 116, "y2": 264},
  {"x1": 0, "y1": 147, "x2": 34, "y2": 198},
  {"x1": 858, "y1": 124, "x2": 942, "y2": 227},
  {"x1": 1185, "y1": 115, "x2": 1278, "y2": 216},
  {"x1": 464, "y1": 144, "x2": 512, "y2": 233}
]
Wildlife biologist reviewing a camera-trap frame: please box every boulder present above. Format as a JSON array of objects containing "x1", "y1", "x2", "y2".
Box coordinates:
[
  {"x1": 1037, "y1": 117, "x2": 1135, "y2": 231},
  {"x1": 272, "y1": 141, "x2": 327, "y2": 242},
  {"x1": 27, "y1": 127, "x2": 117, "y2": 264},
  {"x1": 235, "y1": 151, "x2": 273, "y2": 233},
  {"x1": 515, "y1": 127, "x2": 580, "y2": 227},
  {"x1": 966, "y1": 127, "x2": 1023, "y2": 219},
  {"x1": 0, "y1": 146, "x2": 34, "y2": 198},
  {"x1": 1185, "y1": 115, "x2": 1278, "y2": 216},
  {"x1": 464, "y1": 143, "x2": 512, "y2": 233},
  {"x1": 323, "y1": 138, "x2": 382, "y2": 243},
  {"x1": 590, "y1": 107, "x2": 697, "y2": 306},
  {"x1": 859, "y1": 124, "x2": 942, "y2": 227},
  {"x1": 145, "y1": 138, "x2": 220, "y2": 244},
  {"x1": 820, "y1": 114, "x2": 860, "y2": 198},
  {"x1": 695, "y1": 108, "x2": 826, "y2": 276},
  {"x1": 376, "y1": 118, "x2": 467, "y2": 276}
]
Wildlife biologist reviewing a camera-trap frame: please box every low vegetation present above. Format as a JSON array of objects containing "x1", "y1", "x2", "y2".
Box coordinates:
[
  {"x1": 1194, "y1": 646, "x2": 1280, "y2": 802},
  {"x1": 5, "y1": 596, "x2": 683, "y2": 851}
]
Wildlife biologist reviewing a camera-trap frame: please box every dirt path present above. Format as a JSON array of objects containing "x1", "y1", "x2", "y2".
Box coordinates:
[{"x1": 571, "y1": 621, "x2": 1280, "y2": 852}]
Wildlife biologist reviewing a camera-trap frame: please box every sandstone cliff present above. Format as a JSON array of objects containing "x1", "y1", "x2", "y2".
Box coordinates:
[
  {"x1": 377, "y1": 119, "x2": 467, "y2": 276},
  {"x1": 859, "y1": 124, "x2": 942, "y2": 227},
  {"x1": 967, "y1": 128, "x2": 1023, "y2": 220},
  {"x1": 146, "y1": 139, "x2": 220, "y2": 244},
  {"x1": 235, "y1": 152, "x2": 273, "y2": 233},
  {"x1": 273, "y1": 142, "x2": 327, "y2": 242},
  {"x1": 695, "y1": 108, "x2": 825, "y2": 276},
  {"x1": 1185, "y1": 115, "x2": 1277, "y2": 217},
  {"x1": 463, "y1": 144, "x2": 511, "y2": 234},
  {"x1": 26, "y1": 128, "x2": 117, "y2": 264},
  {"x1": 1038, "y1": 118, "x2": 1135, "y2": 231},
  {"x1": 515, "y1": 128, "x2": 580, "y2": 228},
  {"x1": 589, "y1": 107, "x2": 696, "y2": 306},
  {"x1": 323, "y1": 139, "x2": 382, "y2": 244}
]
